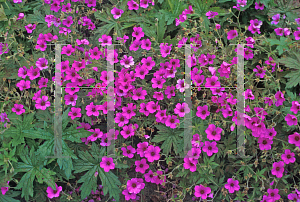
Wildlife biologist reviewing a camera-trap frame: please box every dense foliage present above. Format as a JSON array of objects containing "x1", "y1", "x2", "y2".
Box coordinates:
[{"x1": 0, "y1": 0, "x2": 300, "y2": 201}]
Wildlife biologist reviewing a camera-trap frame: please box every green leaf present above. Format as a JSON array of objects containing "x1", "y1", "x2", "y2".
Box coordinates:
[
  {"x1": 2, "y1": 113, "x2": 35, "y2": 147},
  {"x1": 0, "y1": 191, "x2": 21, "y2": 202},
  {"x1": 73, "y1": 144, "x2": 121, "y2": 200},
  {"x1": 264, "y1": 37, "x2": 293, "y2": 56},
  {"x1": 0, "y1": 5, "x2": 8, "y2": 21},
  {"x1": 15, "y1": 147, "x2": 56, "y2": 201},
  {"x1": 157, "y1": 12, "x2": 166, "y2": 43},
  {"x1": 77, "y1": 166, "x2": 98, "y2": 199},
  {"x1": 152, "y1": 125, "x2": 184, "y2": 155},
  {"x1": 139, "y1": 23, "x2": 156, "y2": 40},
  {"x1": 98, "y1": 167, "x2": 121, "y2": 201},
  {"x1": 277, "y1": 51, "x2": 300, "y2": 88},
  {"x1": 26, "y1": 10, "x2": 45, "y2": 24}
]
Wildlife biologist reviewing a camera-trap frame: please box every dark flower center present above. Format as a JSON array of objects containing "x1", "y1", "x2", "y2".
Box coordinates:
[
  {"x1": 41, "y1": 101, "x2": 45, "y2": 106},
  {"x1": 208, "y1": 146, "x2": 212, "y2": 150},
  {"x1": 262, "y1": 140, "x2": 267, "y2": 144},
  {"x1": 295, "y1": 136, "x2": 300, "y2": 141},
  {"x1": 73, "y1": 112, "x2": 77, "y2": 116},
  {"x1": 275, "y1": 167, "x2": 280, "y2": 171},
  {"x1": 151, "y1": 152, "x2": 155, "y2": 156},
  {"x1": 212, "y1": 131, "x2": 216, "y2": 136},
  {"x1": 200, "y1": 190, "x2": 205, "y2": 194}
]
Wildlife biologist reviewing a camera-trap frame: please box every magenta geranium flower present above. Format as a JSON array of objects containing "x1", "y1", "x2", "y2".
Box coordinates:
[
  {"x1": 28, "y1": 66, "x2": 40, "y2": 80},
  {"x1": 120, "y1": 55, "x2": 135, "y2": 68},
  {"x1": 285, "y1": 114, "x2": 298, "y2": 126},
  {"x1": 36, "y1": 58, "x2": 48, "y2": 70},
  {"x1": 227, "y1": 30, "x2": 238, "y2": 40},
  {"x1": 35, "y1": 96, "x2": 51, "y2": 110},
  {"x1": 98, "y1": 34, "x2": 112, "y2": 46},
  {"x1": 18, "y1": 66, "x2": 29, "y2": 79},
  {"x1": 281, "y1": 149, "x2": 295, "y2": 164},
  {"x1": 132, "y1": 87, "x2": 147, "y2": 100},
  {"x1": 194, "y1": 184, "x2": 211, "y2": 199},
  {"x1": 50, "y1": 0, "x2": 61, "y2": 12},
  {"x1": 121, "y1": 145, "x2": 136, "y2": 159},
  {"x1": 205, "y1": 124, "x2": 222, "y2": 141},
  {"x1": 274, "y1": 27, "x2": 284, "y2": 36},
  {"x1": 290, "y1": 101, "x2": 300, "y2": 114},
  {"x1": 68, "y1": 107, "x2": 81, "y2": 120},
  {"x1": 271, "y1": 161, "x2": 284, "y2": 178},
  {"x1": 196, "y1": 105, "x2": 210, "y2": 120},
  {"x1": 38, "y1": 77, "x2": 48, "y2": 88},
  {"x1": 100, "y1": 157, "x2": 115, "y2": 172},
  {"x1": 87, "y1": 128, "x2": 103, "y2": 142},
  {"x1": 253, "y1": 65, "x2": 266, "y2": 78},
  {"x1": 62, "y1": 44, "x2": 75, "y2": 56},
  {"x1": 132, "y1": 27, "x2": 144, "y2": 40},
  {"x1": 12, "y1": 104, "x2": 25, "y2": 115},
  {"x1": 174, "y1": 103, "x2": 190, "y2": 117},
  {"x1": 62, "y1": 3, "x2": 72, "y2": 12},
  {"x1": 25, "y1": 24, "x2": 36, "y2": 33},
  {"x1": 62, "y1": 16, "x2": 73, "y2": 27},
  {"x1": 120, "y1": 125, "x2": 135, "y2": 139},
  {"x1": 224, "y1": 178, "x2": 240, "y2": 193},
  {"x1": 165, "y1": 115, "x2": 180, "y2": 129},
  {"x1": 1, "y1": 181, "x2": 9, "y2": 195},
  {"x1": 294, "y1": 30, "x2": 300, "y2": 40},
  {"x1": 141, "y1": 56, "x2": 155, "y2": 70},
  {"x1": 186, "y1": 147, "x2": 201, "y2": 159},
  {"x1": 86, "y1": 102, "x2": 101, "y2": 117},
  {"x1": 153, "y1": 92, "x2": 164, "y2": 101},
  {"x1": 122, "y1": 103, "x2": 136, "y2": 120},
  {"x1": 111, "y1": 7, "x2": 124, "y2": 19},
  {"x1": 255, "y1": 2, "x2": 264, "y2": 10},
  {"x1": 89, "y1": 47, "x2": 102, "y2": 60},
  {"x1": 145, "y1": 145, "x2": 160, "y2": 162},
  {"x1": 46, "y1": 183, "x2": 62, "y2": 199},
  {"x1": 183, "y1": 157, "x2": 198, "y2": 172},
  {"x1": 16, "y1": 80, "x2": 31, "y2": 91},
  {"x1": 271, "y1": 14, "x2": 280, "y2": 25},
  {"x1": 205, "y1": 76, "x2": 221, "y2": 88},
  {"x1": 137, "y1": 142, "x2": 148, "y2": 157},
  {"x1": 206, "y1": 11, "x2": 218, "y2": 19},
  {"x1": 129, "y1": 39, "x2": 141, "y2": 51},
  {"x1": 115, "y1": 112, "x2": 129, "y2": 127},
  {"x1": 288, "y1": 132, "x2": 300, "y2": 147},
  {"x1": 258, "y1": 137, "x2": 273, "y2": 151},
  {"x1": 135, "y1": 158, "x2": 149, "y2": 174},
  {"x1": 202, "y1": 141, "x2": 218, "y2": 156},
  {"x1": 122, "y1": 188, "x2": 137, "y2": 200},
  {"x1": 165, "y1": 86, "x2": 176, "y2": 99},
  {"x1": 127, "y1": 178, "x2": 144, "y2": 194},
  {"x1": 244, "y1": 89, "x2": 255, "y2": 100},
  {"x1": 176, "y1": 79, "x2": 189, "y2": 92},
  {"x1": 141, "y1": 38, "x2": 152, "y2": 50},
  {"x1": 267, "y1": 189, "x2": 281, "y2": 201},
  {"x1": 160, "y1": 43, "x2": 172, "y2": 58},
  {"x1": 127, "y1": 0, "x2": 139, "y2": 10}
]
